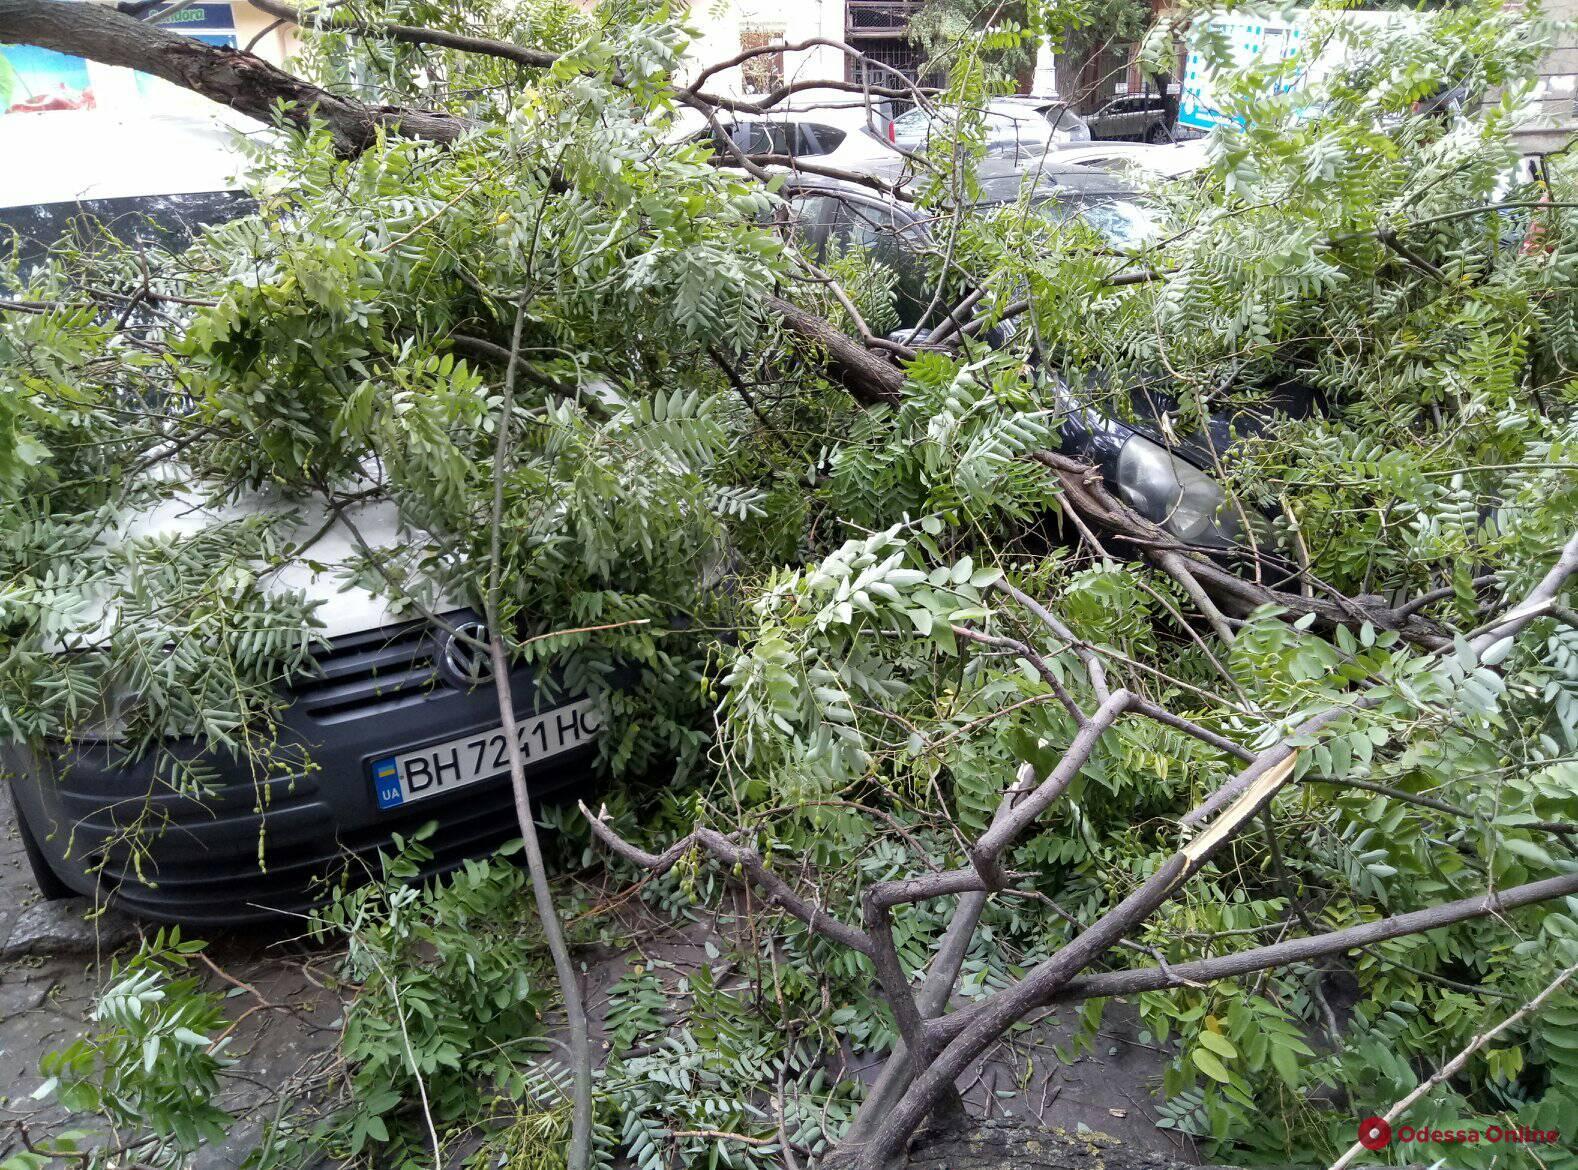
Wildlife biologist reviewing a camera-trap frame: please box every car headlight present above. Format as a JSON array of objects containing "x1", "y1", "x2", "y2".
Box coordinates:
[
  {"x1": 1115, "y1": 434, "x2": 1239, "y2": 547},
  {"x1": 1051, "y1": 120, "x2": 1091, "y2": 144}
]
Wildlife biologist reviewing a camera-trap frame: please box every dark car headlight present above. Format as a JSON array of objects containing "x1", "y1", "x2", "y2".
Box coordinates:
[{"x1": 1115, "y1": 434, "x2": 1239, "y2": 547}]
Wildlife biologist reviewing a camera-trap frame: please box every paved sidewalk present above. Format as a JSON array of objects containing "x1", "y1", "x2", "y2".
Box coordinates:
[
  {"x1": 0, "y1": 804, "x2": 343, "y2": 1167},
  {"x1": 0, "y1": 800, "x2": 1201, "y2": 1167}
]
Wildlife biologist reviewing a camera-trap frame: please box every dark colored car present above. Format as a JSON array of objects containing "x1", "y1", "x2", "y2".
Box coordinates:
[
  {"x1": 4, "y1": 612, "x2": 599, "y2": 927},
  {"x1": 778, "y1": 158, "x2": 1277, "y2": 551},
  {"x1": 1086, "y1": 95, "x2": 1174, "y2": 144},
  {"x1": 2, "y1": 188, "x2": 602, "y2": 925},
  {"x1": 0, "y1": 189, "x2": 255, "y2": 271}
]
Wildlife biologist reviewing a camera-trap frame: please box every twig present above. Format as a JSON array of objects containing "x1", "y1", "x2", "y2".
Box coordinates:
[
  {"x1": 196, "y1": 952, "x2": 270, "y2": 1006},
  {"x1": 483, "y1": 294, "x2": 594, "y2": 1170}
]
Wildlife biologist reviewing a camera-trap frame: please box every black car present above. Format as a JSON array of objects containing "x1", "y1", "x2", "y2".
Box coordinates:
[{"x1": 4, "y1": 611, "x2": 600, "y2": 927}]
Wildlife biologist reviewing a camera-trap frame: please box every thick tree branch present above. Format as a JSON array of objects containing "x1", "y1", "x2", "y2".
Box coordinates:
[
  {"x1": 939, "y1": 869, "x2": 1578, "y2": 1019},
  {"x1": 856, "y1": 532, "x2": 1578, "y2": 1166},
  {"x1": 767, "y1": 295, "x2": 905, "y2": 406},
  {"x1": 1186, "y1": 530, "x2": 1578, "y2": 830},
  {"x1": 1468, "y1": 530, "x2": 1578, "y2": 653},
  {"x1": 0, "y1": 0, "x2": 471, "y2": 152}
]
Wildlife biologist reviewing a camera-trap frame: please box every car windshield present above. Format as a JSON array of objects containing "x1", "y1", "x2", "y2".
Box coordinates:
[
  {"x1": 978, "y1": 189, "x2": 1162, "y2": 248},
  {"x1": 1070, "y1": 199, "x2": 1161, "y2": 246},
  {"x1": 891, "y1": 107, "x2": 931, "y2": 142},
  {"x1": 892, "y1": 105, "x2": 1051, "y2": 152}
]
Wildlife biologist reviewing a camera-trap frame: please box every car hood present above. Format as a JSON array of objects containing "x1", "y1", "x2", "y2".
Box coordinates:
[{"x1": 56, "y1": 480, "x2": 455, "y2": 650}]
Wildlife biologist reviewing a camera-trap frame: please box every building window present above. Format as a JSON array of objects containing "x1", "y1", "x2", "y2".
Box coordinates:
[
  {"x1": 740, "y1": 27, "x2": 786, "y2": 96},
  {"x1": 844, "y1": 0, "x2": 931, "y2": 87}
]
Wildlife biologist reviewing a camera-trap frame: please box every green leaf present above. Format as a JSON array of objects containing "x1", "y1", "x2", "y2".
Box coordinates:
[
  {"x1": 1500, "y1": 837, "x2": 1554, "y2": 867},
  {"x1": 1193, "y1": 1048, "x2": 1232, "y2": 1083},
  {"x1": 1270, "y1": 1042, "x2": 1300, "y2": 1089},
  {"x1": 1197, "y1": 1030, "x2": 1238, "y2": 1060}
]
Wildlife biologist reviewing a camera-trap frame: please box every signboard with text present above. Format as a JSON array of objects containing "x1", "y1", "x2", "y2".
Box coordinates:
[{"x1": 1177, "y1": 9, "x2": 1413, "y2": 133}]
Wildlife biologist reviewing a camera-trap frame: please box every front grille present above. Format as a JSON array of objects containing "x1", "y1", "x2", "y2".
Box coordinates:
[
  {"x1": 291, "y1": 616, "x2": 447, "y2": 723},
  {"x1": 31, "y1": 609, "x2": 606, "y2": 925}
]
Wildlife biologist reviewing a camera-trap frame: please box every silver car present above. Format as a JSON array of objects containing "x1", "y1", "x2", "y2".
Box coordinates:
[{"x1": 890, "y1": 97, "x2": 1090, "y2": 160}]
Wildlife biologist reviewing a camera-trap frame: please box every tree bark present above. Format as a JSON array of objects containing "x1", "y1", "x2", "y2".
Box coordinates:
[{"x1": 766, "y1": 295, "x2": 905, "y2": 406}]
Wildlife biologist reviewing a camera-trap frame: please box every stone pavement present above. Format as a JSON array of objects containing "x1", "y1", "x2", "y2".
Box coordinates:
[
  {"x1": 0, "y1": 802, "x2": 344, "y2": 1167},
  {"x1": 0, "y1": 798, "x2": 1201, "y2": 1167}
]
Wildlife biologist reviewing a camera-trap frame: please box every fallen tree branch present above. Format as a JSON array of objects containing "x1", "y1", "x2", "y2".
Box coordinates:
[
  {"x1": 571, "y1": 526, "x2": 1578, "y2": 1166},
  {"x1": 766, "y1": 295, "x2": 905, "y2": 406},
  {"x1": 1030, "y1": 450, "x2": 1453, "y2": 649},
  {"x1": 853, "y1": 531, "x2": 1578, "y2": 1166},
  {"x1": 580, "y1": 803, "x2": 874, "y2": 956},
  {"x1": 246, "y1": 0, "x2": 557, "y2": 69},
  {"x1": 1301, "y1": 774, "x2": 1578, "y2": 837},
  {"x1": 963, "y1": 869, "x2": 1578, "y2": 1014},
  {"x1": 483, "y1": 298, "x2": 594, "y2": 1170}
]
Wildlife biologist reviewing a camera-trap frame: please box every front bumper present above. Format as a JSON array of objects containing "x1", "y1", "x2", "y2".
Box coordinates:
[{"x1": 2, "y1": 613, "x2": 598, "y2": 927}]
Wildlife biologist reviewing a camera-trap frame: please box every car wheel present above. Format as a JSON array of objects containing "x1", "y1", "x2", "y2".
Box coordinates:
[
  {"x1": 1146, "y1": 123, "x2": 1173, "y2": 145},
  {"x1": 10, "y1": 790, "x2": 73, "y2": 901}
]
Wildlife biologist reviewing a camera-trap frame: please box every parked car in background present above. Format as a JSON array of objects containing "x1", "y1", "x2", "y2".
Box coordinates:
[
  {"x1": 778, "y1": 159, "x2": 1156, "y2": 326},
  {"x1": 1086, "y1": 95, "x2": 1174, "y2": 143},
  {"x1": 0, "y1": 113, "x2": 602, "y2": 925},
  {"x1": 674, "y1": 92, "x2": 902, "y2": 176},
  {"x1": 1052, "y1": 141, "x2": 1211, "y2": 181},
  {"x1": 890, "y1": 97, "x2": 1090, "y2": 161}
]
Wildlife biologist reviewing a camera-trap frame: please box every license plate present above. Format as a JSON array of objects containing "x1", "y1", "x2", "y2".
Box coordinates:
[{"x1": 369, "y1": 698, "x2": 600, "y2": 811}]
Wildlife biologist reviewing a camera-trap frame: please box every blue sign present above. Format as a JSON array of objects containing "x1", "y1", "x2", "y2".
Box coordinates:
[
  {"x1": 1178, "y1": 16, "x2": 1304, "y2": 132},
  {"x1": 372, "y1": 757, "x2": 404, "y2": 809},
  {"x1": 148, "y1": 3, "x2": 237, "y2": 30}
]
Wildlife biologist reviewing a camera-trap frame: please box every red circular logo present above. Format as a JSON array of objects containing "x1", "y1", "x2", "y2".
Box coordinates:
[{"x1": 1358, "y1": 1117, "x2": 1393, "y2": 1150}]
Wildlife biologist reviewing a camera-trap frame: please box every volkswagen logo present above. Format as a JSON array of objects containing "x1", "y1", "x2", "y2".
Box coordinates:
[{"x1": 437, "y1": 620, "x2": 493, "y2": 688}]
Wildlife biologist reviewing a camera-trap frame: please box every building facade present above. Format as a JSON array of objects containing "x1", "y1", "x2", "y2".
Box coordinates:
[
  {"x1": 674, "y1": 0, "x2": 1151, "y2": 111},
  {"x1": 678, "y1": 0, "x2": 939, "y2": 98},
  {"x1": 1514, "y1": 0, "x2": 1578, "y2": 154}
]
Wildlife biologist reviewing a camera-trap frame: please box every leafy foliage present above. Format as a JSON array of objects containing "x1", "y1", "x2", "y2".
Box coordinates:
[
  {"x1": 7, "y1": 0, "x2": 1578, "y2": 1166},
  {"x1": 24, "y1": 931, "x2": 232, "y2": 1167}
]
